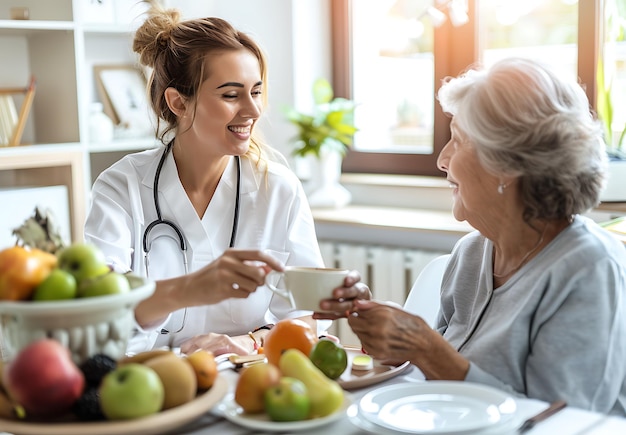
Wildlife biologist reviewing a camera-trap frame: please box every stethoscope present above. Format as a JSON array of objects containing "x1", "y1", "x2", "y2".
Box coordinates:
[{"x1": 142, "y1": 139, "x2": 241, "y2": 335}]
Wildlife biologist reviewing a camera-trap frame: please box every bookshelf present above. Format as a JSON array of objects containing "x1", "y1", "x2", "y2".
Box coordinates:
[
  {"x1": 0, "y1": 0, "x2": 169, "y2": 242},
  {"x1": 0, "y1": 0, "x2": 317, "y2": 244}
]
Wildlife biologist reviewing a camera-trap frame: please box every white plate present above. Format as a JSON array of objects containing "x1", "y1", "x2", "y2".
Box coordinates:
[
  {"x1": 337, "y1": 346, "x2": 412, "y2": 390},
  {"x1": 217, "y1": 392, "x2": 352, "y2": 432},
  {"x1": 358, "y1": 381, "x2": 517, "y2": 434},
  {"x1": 348, "y1": 403, "x2": 401, "y2": 435},
  {"x1": 0, "y1": 376, "x2": 228, "y2": 435},
  {"x1": 347, "y1": 403, "x2": 522, "y2": 435}
]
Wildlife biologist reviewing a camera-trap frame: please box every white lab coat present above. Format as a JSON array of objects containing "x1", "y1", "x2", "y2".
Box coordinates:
[{"x1": 85, "y1": 146, "x2": 325, "y2": 352}]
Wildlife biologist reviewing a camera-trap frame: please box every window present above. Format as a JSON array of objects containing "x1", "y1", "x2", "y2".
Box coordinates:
[
  {"x1": 332, "y1": 0, "x2": 604, "y2": 176},
  {"x1": 602, "y1": 0, "x2": 626, "y2": 151}
]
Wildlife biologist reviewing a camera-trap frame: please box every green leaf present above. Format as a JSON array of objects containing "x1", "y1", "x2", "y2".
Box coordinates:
[
  {"x1": 312, "y1": 78, "x2": 334, "y2": 105},
  {"x1": 284, "y1": 78, "x2": 358, "y2": 157},
  {"x1": 596, "y1": 55, "x2": 613, "y2": 145}
]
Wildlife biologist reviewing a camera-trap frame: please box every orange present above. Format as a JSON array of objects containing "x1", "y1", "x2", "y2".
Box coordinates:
[
  {"x1": 185, "y1": 349, "x2": 218, "y2": 390},
  {"x1": 263, "y1": 319, "x2": 318, "y2": 367},
  {"x1": 0, "y1": 246, "x2": 57, "y2": 300}
]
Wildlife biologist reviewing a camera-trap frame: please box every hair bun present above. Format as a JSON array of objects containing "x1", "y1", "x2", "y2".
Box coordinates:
[{"x1": 133, "y1": 6, "x2": 181, "y2": 68}]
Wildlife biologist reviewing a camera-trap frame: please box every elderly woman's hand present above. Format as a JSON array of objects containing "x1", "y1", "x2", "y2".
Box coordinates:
[
  {"x1": 346, "y1": 299, "x2": 429, "y2": 364},
  {"x1": 313, "y1": 270, "x2": 371, "y2": 320},
  {"x1": 348, "y1": 299, "x2": 470, "y2": 380}
]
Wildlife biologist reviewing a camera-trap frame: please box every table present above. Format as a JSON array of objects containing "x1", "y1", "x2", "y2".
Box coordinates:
[
  {"x1": 1, "y1": 364, "x2": 624, "y2": 435},
  {"x1": 170, "y1": 364, "x2": 626, "y2": 435}
]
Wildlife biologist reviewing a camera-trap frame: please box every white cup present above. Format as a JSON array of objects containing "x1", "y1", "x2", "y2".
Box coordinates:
[{"x1": 267, "y1": 266, "x2": 349, "y2": 312}]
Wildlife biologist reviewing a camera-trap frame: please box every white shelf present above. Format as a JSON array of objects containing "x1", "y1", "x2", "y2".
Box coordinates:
[
  {"x1": 0, "y1": 0, "x2": 181, "y2": 243},
  {"x1": 86, "y1": 137, "x2": 159, "y2": 153},
  {"x1": 0, "y1": 19, "x2": 74, "y2": 32},
  {"x1": 82, "y1": 23, "x2": 137, "y2": 34}
]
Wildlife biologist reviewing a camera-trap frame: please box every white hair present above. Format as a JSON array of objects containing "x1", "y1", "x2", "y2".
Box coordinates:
[{"x1": 437, "y1": 57, "x2": 607, "y2": 220}]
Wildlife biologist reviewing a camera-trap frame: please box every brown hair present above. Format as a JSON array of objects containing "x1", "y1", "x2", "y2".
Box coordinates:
[{"x1": 133, "y1": 2, "x2": 269, "y2": 162}]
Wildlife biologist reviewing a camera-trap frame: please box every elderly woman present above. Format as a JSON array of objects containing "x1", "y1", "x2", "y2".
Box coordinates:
[{"x1": 317, "y1": 58, "x2": 626, "y2": 415}]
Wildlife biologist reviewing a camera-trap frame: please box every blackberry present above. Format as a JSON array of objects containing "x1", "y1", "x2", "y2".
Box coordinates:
[
  {"x1": 73, "y1": 387, "x2": 106, "y2": 421},
  {"x1": 79, "y1": 354, "x2": 117, "y2": 387}
]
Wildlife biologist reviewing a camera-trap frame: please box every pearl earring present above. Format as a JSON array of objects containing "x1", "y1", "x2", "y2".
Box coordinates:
[{"x1": 498, "y1": 182, "x2": 506, "y2": 194}]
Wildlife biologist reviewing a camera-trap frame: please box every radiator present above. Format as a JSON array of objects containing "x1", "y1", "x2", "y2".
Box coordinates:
[{"x1": 319, "y1": 241, "x2": 447, "y2": 346}]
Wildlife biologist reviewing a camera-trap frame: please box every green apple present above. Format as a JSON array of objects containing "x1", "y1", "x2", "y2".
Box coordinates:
[
  {"x1": 32, "y1": 269, "x2": 77, "y2": 301},
  {"x1": 79, "y1": 271, "x2": 130, "y2": 298},
  {"x1": 309, "y1": 338, "x2": 348, "y2": 380},
  {"x1": 99, "y1": 363, "x2": 164, "y2": 420},
  {"x1": 264, "y1": 377, "x2": 311, "y2": 422},
  {"x1": 58, "y1": 243, "x2": 110, "y2": 284}
]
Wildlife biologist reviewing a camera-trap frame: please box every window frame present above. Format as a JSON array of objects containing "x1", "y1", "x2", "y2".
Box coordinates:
[{"x1": 331, "y1": 0, "x2": 601, "y2": 177}]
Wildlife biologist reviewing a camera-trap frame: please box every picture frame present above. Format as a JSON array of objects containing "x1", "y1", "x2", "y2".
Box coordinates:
[{"x1": 94, "y1": 64, "x2": 151, "y2": 135}]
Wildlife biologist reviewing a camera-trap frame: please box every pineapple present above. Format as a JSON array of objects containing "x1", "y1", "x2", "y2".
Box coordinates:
[{"x1": 12, "y1": 207, "x2": 67, "y2": 254}]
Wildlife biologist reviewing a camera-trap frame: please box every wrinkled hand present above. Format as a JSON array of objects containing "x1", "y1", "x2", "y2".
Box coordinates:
[
  {"x1": 347, "y1": 300, "x2": 471, "y2": 380},
  {"x1": 180, "y1": 332, "x2": 252, "y2": 356},
  {"x1": 313, "y1": 270, "x2": 371, "y2": 320},
  {"x1": 183, "y1": 249, "x2": 285, "y2": 307},
  {"x1": 347, "y1": 299, "x2": 431, "y2": 365}
]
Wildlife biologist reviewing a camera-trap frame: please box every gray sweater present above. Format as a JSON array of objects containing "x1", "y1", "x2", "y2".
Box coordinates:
[{"x1": 438, "y1": 215, "x2": 626, "y2": 415}]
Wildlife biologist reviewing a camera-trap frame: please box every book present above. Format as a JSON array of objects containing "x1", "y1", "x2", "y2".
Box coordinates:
[
  {"x1": 0, "y1": 76, "x2": 36, "y2": 147},
  {"x1": 0, "y1": 95, "x2": 18, "y2": 146}
]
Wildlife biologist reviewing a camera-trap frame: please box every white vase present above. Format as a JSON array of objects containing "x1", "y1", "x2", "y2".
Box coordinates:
[
  {"x1": 600, "y1": 158, "x2": 626, "y2": 202},
  {"x1": 88, "y1": 102, "x2": 114, "y2": 143},
  {"x1": 306, "y1": 148, "x2": 351, "y2": 208}
]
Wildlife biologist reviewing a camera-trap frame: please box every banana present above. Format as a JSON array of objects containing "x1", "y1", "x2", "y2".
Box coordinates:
[{"x1": 117, "y1": 349, "x2": 175, "y2": 365}]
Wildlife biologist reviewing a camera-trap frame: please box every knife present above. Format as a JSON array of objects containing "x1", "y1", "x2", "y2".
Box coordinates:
[{"x1": 518, "y1": 400, "x2": 567, "y2": 433}]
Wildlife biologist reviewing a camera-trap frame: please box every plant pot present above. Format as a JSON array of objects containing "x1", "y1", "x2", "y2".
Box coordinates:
[
  {"x1": 306, "y1": 149, "x2": 351, "y2": 208},
  {"x1": 600, "y1": 157, "x2": 626, "y2": 202}
]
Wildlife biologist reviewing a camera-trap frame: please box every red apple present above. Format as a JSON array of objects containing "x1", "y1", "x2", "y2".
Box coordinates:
[
  {"x1": 2, "y1": 339, "x2": 85, "y2": 417},
  {"x1": 234, "y1": 362, "x2": 281, "y2": 413}
]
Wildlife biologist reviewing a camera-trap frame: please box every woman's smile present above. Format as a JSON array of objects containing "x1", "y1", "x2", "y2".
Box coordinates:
[{"x1": 228, "y1": 124, "x2": 252, "y2": 140}]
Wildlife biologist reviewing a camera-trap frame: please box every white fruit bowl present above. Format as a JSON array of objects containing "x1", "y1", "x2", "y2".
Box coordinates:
[{"x1": 0, "y1": 276, "x2": 155, "y2": 365}]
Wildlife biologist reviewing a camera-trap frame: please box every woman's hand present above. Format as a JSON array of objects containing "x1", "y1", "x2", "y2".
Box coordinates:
[
  {"x1": 348, "y1": 299, "x2": 470, "y2": 380},
  {"x1": 313, "y1": 270, "x2": 371, "y2": 320},
  {"x1": 180, "y1": 332, "x2": 254, "y2": 356},
  {"x1": 135, "y1": 249, "x2": 284, "y2": 328},
  {"x1": 347, "y1": 299, "x2": 428, "y2": 365},
  {"x1": 182, "y1": 248, "x2": 285, "y2": 307}
]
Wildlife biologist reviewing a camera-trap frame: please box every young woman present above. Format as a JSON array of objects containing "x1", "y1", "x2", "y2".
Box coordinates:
[{"x1": 85, "y1": 4, "x2": 366, "y2": 356}]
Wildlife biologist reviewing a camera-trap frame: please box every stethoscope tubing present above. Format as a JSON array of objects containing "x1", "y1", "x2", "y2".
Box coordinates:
[{"x1": 142, "y1": 139, "x2": 241, "y2": 335}]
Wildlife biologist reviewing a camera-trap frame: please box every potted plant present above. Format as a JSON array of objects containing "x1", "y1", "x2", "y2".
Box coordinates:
[
  {"x1": 284, "y1": 78, "x2": 358, "y2": 208},
  {"x1": 596, "y1": 3, "x2": 626, "y2": 202},
  {"x1": 596, "y1": 65, "x2": 626, "y2": 202},
  {"x1": 597, "y1": 55, "x2": 626, "y2": 158}
]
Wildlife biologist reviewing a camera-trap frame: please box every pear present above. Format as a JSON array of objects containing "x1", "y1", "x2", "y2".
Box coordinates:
[{"x1": 279, "y1": 349, "x2": 344, "y2": 418}]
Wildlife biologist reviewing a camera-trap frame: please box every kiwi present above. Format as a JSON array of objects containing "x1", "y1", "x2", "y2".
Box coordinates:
[{"x1": 144, "y1": 354, "x2": 197, "y2": 409}]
